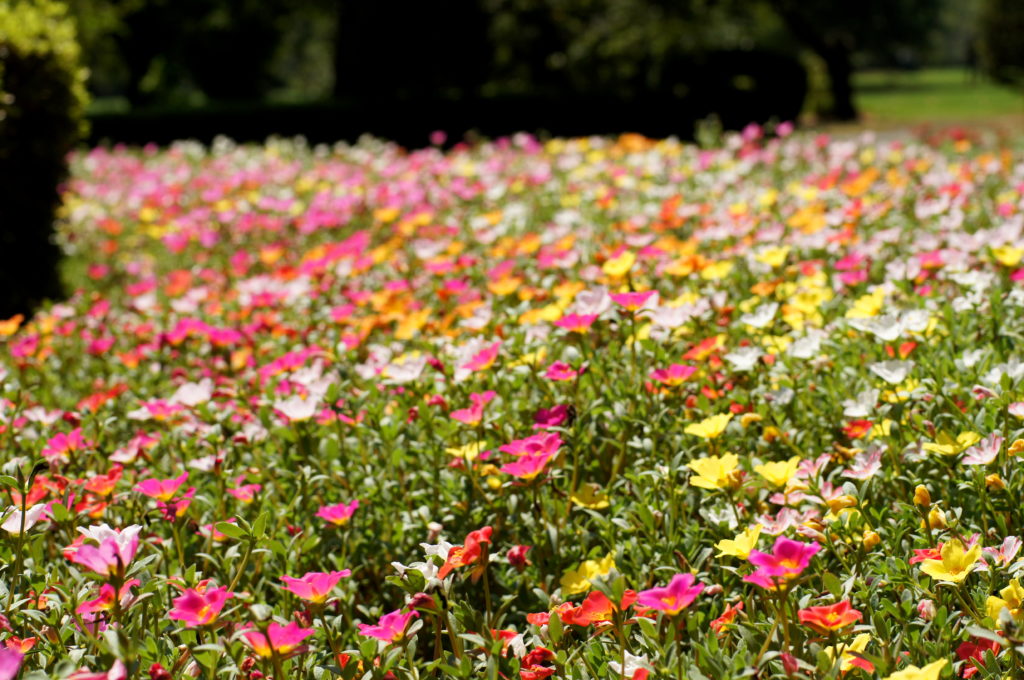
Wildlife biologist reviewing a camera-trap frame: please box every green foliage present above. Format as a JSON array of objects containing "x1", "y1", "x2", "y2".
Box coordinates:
[
  {"x1": 979, "y1": 0, "x2": 1024, "y2": 86},
  {"x1": 0, "y1": 0, "x2": 88, "y2": 317}
]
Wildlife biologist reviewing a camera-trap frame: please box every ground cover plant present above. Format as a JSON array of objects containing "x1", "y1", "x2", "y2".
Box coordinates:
[{"x1": 3, "y1": 126, "x2": 1024, "y2": 679}]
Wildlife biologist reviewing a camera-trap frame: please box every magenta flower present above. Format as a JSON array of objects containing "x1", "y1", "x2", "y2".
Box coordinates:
[
  {"x1": 316, "y1": 500, "x2": 359, "y2": 526},
  {"x1": 649, "y1": 364, "x2": 698, "y2": 386},
  {"x1": 545, "y1": 361, "x2": 586, "y2": 382},
  {"x1": 67, "y1": 659, "x2": 127, "y2": 680},
  {"x1": 500, "y1": 452, "x2": 553, "y2": 481},
  {"x1": 76, "y1": 579, "x2": 139, "y2": 614},
  {"x1": 280, "y1": 570, "x2": 351, "y2": 604},
  {"x1": 743, "y1": 536, "x2": 820, "y2": 590},
  {"x1": 135, "y1": 472, "x2": 189, "y2": 501},
  {"x1": 609, "y1": 290, "x2": 656, "y2": 311},
  {"x1": 636, "y1": 573, "x2": 705, "y2": 616},
  {"x1": 357, "y1": 609, "x2": 418, "y2": 642},
  {"x1": 41, "y1": 428, "x2": 93, "y2": 465},
  {"x1": 553, "y1": 313, "x2": 599, "y2": 333},
  {"x1": 242, "y1": 621, "x2": 316, "y2": 658},
  {"x1": 499, "y1": 432, "x2": 562, "y2": 457},
  {"x1": 461, "y1": 341, "x2": 501, "y2": 372},
  {"x1": 0, "y1": 649, "x2": 23, "y2": 680},
  {"x1": 533, "y1": 405, "x2": 570, "y2": 429},
  {"x1": 168, "y1": 585, "x2": 233, "y2": 627},
  {"x1": 450, "y1": 390, "x2": 497, "y2": 426}
]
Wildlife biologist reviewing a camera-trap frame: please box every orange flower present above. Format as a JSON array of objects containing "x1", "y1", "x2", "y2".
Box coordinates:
[
  {"x1": 797, "y1": 600, "x2": 862, "y2": 634},
  {"x1": 438, "y1": 526, "x2": 493, "y2": 580}
]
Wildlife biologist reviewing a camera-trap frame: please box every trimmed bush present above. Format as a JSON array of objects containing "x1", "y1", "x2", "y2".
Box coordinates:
[{"x1": 0, "y1": 0, "x2": 88, "y2": 318}]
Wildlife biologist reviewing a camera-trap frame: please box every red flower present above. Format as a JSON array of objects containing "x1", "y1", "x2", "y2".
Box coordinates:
[
  {"x1": 956, "y1": 637, "x2": 1002, "y2": 678},
  {"x1": 438, "y1": 526, "x2": 493, "y2": 580},
  {"x1": 797, "y1": 600, "x2": 862, "y2": 634}
]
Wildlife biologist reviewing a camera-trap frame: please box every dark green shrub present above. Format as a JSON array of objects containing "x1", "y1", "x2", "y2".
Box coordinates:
[{"x1": 0, "y1": 0, "x2": 88, "y2": 318}]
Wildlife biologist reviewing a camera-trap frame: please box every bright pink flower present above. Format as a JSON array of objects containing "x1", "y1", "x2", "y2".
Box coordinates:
[
  {"x1": 553, "y1": 313, "x2": 599, "y2": 333},
  {"x1": 0, "y1": 649, "x2": 22, "y2": 680},
  {"x1": 533, "y1": 405, "x2": 570, "y2": 429},
  {"x1": 76, "y1": 580, "x2": 139, "y2": 614},
  {"x1": 135, "y1": 472, "x2": 188, "y2": 502},
  {"x1": 499, "y1": 432, "x2": 562, "y2": 457},
  {"x1": 545, "y1": 361, "x2": 586, "y2": 382},
  {"x1": 227, "y1": 483, "x2": 262, "y2": 503},
  {"x1": 242, "y1": 621, "x2": 316, "y2": 658},
  {"x1": 636, "y1": 573, "x2": 704, "y2": 615},
  {"x1": 508, "y1": 545, "x2": 532, "y2": 571},
  {"x1": 157, "y1": 487, "x2": 195, "y2": 521},
  {"x1": 41, "y1": 428, "x2": 93, "y2": 465},
  {"x1": 609, "y1": 290, "x2": 655, "y2": 311},
  {"x1": 68, "y1": 660, "x2": 127, "y2": 680},
  {"x1": 357, "y1": 609, "x2": 418, "y2": 643},
  {"x1": 280, "y1": 571, "x2": 351, "y2": 604},
  {"x1": 500, "y1": 453, "x2": 553, "y2": 481},
  {"x1": 316, "y1": 500, "x2": 359, "y2": 526},
  {"x1": 461, "y1": 341, "x2": 501, "y2": 372},
  {"x1": 744, "y1": 536, "x2": 820, "y2": 589},
  {"x1": 648, "y1": 364, "x2": 697, "y2": 386},
  {"x1": 167, "y1": 586, "x2": 232, "y2": 627},
  {"x1": 450, "y1": 391, "x2": 497, "y2": 426}
]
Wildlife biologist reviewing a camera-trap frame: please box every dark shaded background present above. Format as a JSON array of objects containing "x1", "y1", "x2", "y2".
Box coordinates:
[{"x1": 66, "y1": 0, "x2": 1001, "y2": 145}]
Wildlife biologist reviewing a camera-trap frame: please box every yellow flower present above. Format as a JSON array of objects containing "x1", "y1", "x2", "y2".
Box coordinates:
[
  {"x1": 570, "y1": 484, "x2": 610, "y2": 510},
  {"x1": 986, "y1": 578, "x2": 1024, "y2": 625},
  {"x1": 602, "y1": 251, "x2": 636, "y2": 278},
  {"x1": 687, "y1": 453, "x2": 740, "y2": 490},
  {"x1": 560, "y1": 554, "x2": 616, "y2": 595},
  {"x1": 700, "y1": 260, "x2": 734, "y2": 281},
  {"x1": 993, "y1": 245, "x2": 1024, "y2": 267},
  {"x1": 883, "y1": 659, "x2": 947, "y2": 680},
  {"x1": 919, "y1": 539, "x2": 981, "y2": 583},
  {"x1": 684, "y1": 413, "x2": 733, "y2": 440},
  {"x1": 754, "y1": 456, "x2": 801, "y2": 488},
  {"x1": 922, "y1": 431, "x2": 981, "y2": 456},
  {"x1": 756, "y1": 246, "x2": 789, "y2": 268},
  {"x1": 824, "y1": 633, "x2": 872, "y2": 673},
  {"x1": 445, "y1": 441, "x2": 488, "y2": 462},
  {"x1": 715, "y1": 525, "x2": 762, "y2": 559}
]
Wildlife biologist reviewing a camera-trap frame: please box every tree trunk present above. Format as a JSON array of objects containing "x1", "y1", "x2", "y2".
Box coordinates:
[{"x1": 821, "y1": 45, "x2": 857, "y2": 121}]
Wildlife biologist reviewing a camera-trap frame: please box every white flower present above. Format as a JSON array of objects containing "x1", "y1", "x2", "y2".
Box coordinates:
[
  {"x1": 962, "y1": 433, "x2": 1003, "y2": 466},
  {"x1": 869, "y1": 360, "x2": 912, "y2": 385},
  {"x1": 1, "y1": 504, "x2": 46, "y2": 534},
  {"x1": 274, "y1": 395, "x2": 319, "y2": 422},
  {"x1": 608, "y1": 652, "x2": 653, "y2": 678},
  {"x1": 738, "y1": 302, "x2": 778, "y2": 329},
  {"x1": 724, "y1": 346, "x2": 761, "y2": 371},
  {"x1": 171, "y1": 379, "x2": 213, "y2": 406},
  {"x1": 842, "y1": 389, "x2": 878, "y2": 418},
  {"x1": 569, "y1": 286, "x2": 612, "y2": 316}
]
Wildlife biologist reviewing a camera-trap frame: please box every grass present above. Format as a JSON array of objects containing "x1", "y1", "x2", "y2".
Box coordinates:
[{"x1": 854, "y1": 68, "x2": 1024, "y2": 121}]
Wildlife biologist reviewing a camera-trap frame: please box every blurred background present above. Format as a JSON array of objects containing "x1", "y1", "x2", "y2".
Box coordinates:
[{"x1": 66, "y1": 0, "x2": 1024, "y2": 146}]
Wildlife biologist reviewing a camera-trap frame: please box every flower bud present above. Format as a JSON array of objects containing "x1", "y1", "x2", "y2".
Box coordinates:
[
  {"x1": 1010, "y1": 439, "x2": 1024, "y2": 455},
  {"x1": 927, "y1": 507, "x2": 947, "y2": 530},
  {"x1": 917, "y1": 599, "x2": 936, "y2": 620},
  {"x1": 507, "y1": 545, "x2": 532, "y2": 571},
  {"x1": 827, "y1": 495, "x2": 858, "y2": 514},
  {"x1": 426, "y1": 522, "x2": 443, "y2": 543},
  {"x1": 913, "y1": 485, "x2": 931, "y2": 508},
  {"x1": 862, "y1": 530, "x2": 881, "y2": 550},
  {"x1": 986, "y1": 473, "x2": 1006, "y2": 491}
]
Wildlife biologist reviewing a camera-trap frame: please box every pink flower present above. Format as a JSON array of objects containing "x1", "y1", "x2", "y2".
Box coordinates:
[
  {"x1": 76, "y1": 580, "x2": 139, "y2": 614},
  {"x1": 461, "y1": 341, "x2": 501, "y2": 372},
  {"x1": 609, "y1": 290, "x2": 656, "y2": 311},
  {"x1": 743, "y1": 536, "x2": 820, "y2": 590},
  {"x1": 357, "y1": 609, "x2": 418, "y2": 642},
  {"x1": 636, "y1": 573, "x2": 704, "y2": 616},
  {"x1": 68, "y1": 660, "x2": 127, "y2": 680},
  {"x1": 500, "y1": 452, "x2": 553, "y2": 481},
  {"x1": 533, "y1": 405, "x2": 570, "y2": 429},
  {"x1": 545, "y1": 361, "x2": 585, "y2": 382},
  {"x1": 168, "y1": 586, "x2": 233, "y2": 627},
  {"x1": 0, "y1": 649, "x2": 22, "y2": 680},
  {"x1": 499, "y1": 432, "x2": 562, "y2": 457},
  {"x1": 41, "y1": 428, "x2": 93, "y2": 465},
  {"x1": 242, "y1": 621, "x2": 316, "y2": 658},
  {"x1": 135, "y1": 472, "x2": 189, "y2": 501},
  {"x1": 648, "y1": 364, "x2": 697, "y2": 386},
  {"x1": 280, "y1": 570, "x2": 351, "y2": 604},
  {"x1": 67, "y1": 526, "x2": 141, "y2": 577},
  {"x1": 227, "y1": 483, "x2": 262, "y2": 503},
  {"x1": 450, "y1": 391, "x2": 497, "y2": 426},
  {"x1": 841, "y1": 449, "x2": 882, "y2": 480},
  {"x1": 962, "y1": 433, "x2": 1003, "y2": 466},
  {"x1": 316, "y1": 500, "x2": 359, "y2": 526},
  {"x1": 553, "y1": 313, "x2": 599, "y2": 333}
]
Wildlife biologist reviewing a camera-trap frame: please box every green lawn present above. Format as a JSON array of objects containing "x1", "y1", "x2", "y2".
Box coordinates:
[{"x1": 853, "y1": 67, "x2": 1024, "y2": 123}]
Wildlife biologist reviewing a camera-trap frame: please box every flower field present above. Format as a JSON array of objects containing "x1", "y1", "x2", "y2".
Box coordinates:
[{"x1": 3, "y1": 127, "x2": 1024, "y2": 680}]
